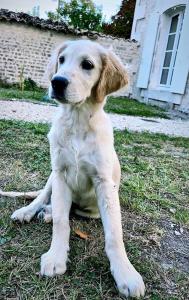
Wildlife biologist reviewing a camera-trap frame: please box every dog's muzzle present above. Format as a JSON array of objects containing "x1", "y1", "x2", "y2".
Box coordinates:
[{"x1": 51, "y1": 76, "x2": 70, "y2": 102}]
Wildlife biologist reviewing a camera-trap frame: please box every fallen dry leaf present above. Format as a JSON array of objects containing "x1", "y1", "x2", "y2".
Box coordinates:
[{"x1": 74, "y1": 229, "x2": 89, "y2": 240}]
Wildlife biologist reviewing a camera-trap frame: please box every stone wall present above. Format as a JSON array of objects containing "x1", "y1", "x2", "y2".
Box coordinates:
[{"x1": 0, "y1": 21, "x2": 139, "y2": 96}]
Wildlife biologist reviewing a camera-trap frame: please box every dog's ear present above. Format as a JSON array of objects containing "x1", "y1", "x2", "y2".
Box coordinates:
[
  {"x1": 45, "y1": 42, "x2": 69, "y2": 82},
  {"x1": 95, "y1": 51, "x2": 128, "y2": 102}
]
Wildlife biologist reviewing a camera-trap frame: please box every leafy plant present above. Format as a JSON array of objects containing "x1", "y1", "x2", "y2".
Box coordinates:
[
  {"x1": 47, "y1": 0, "x2": 103, "y2": 32},
  {"x1": 0, "y1": 77, "x2": 44, "y2": 92},
  {"x1": 23, "y1": 78, "x2": 43, "y2": 92}
]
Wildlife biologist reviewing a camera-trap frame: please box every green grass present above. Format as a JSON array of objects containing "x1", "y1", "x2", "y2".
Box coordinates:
[
  {"x1": 115, "y1": 130, "x2": 189, "y2": 223},
  {"x1": 0, "y1": 87, "x2": 46, "y2": 102},
  {"x1": 105, "y1": 97, "x2": 169, "y2": 118},
  {"x1": 0, "y1": 120, "x2": 189, "y2": 299},
  {"x1": 0, "y1": 86, "x2": 169, "y2": 118}
]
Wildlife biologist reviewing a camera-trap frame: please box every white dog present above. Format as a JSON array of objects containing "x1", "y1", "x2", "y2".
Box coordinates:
[{"x1": 10, "y1": 40, "x2": 145, "y2": 298}]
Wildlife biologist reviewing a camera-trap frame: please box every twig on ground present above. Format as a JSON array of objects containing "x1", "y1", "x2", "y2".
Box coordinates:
[{"x1": 0, "y1": 189, "x2": 42, "y2": 199}]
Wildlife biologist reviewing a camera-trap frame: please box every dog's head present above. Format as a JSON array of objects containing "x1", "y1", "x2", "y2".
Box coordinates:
[{"x1": 48, "y1": 40, "x2": 128, "y2": 104}]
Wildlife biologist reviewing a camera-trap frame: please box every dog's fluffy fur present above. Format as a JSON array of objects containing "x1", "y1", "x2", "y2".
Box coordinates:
[{"x1": 10, "y1": 40, "x2": 145, "y2": 298}]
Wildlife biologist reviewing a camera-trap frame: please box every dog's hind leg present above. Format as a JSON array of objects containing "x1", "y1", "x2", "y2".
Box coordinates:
[{"x1": 11, "y1": 173, "x2": 52, "y2": 222}]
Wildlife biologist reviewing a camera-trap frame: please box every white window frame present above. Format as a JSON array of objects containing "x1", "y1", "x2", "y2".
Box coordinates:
[{"x1": 159, "y1": 11, "x2": 184, "y2": 89}]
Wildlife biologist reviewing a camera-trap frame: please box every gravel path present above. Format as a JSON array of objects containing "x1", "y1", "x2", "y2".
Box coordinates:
[{"x1": 0, "y1": 100, "x2": 189, "y2": 138}]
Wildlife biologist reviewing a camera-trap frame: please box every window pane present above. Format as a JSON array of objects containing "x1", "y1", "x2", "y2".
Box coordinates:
[
  {"x1": 160, "y1": 69, "x2": 169, "y2": 85},
  {"x1": 163, "y1": 52, "x2": 172, "y2": 67},
  {"x1": 170, "y1": 14, "x2": 179, "y2": 33},
  {"x1": 166, "y1": 34, "x2": 175, "y2": 50}
]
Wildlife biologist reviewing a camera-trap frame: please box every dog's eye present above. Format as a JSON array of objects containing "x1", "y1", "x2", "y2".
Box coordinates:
[
  {"x1": 59, "y1": 56, "x2": 65, "y2": 64},
  {"x1": 81, "y1": 60, "x2": 94, "y2": 70}
]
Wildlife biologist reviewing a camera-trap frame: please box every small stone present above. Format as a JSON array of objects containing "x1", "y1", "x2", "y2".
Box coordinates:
[
  {"x1": 174, "y1": 230, "x2": 181, "y2": 236},
  {"x1": 170, "y1": 208, "x2": 176, "y2": 214},
  {"x1": 180, "y1": 227, "x2": 184, "y2": 234}
]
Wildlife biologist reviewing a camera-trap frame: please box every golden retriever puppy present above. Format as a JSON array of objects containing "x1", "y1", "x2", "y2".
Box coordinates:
[{"x1": 11, "y1": 40, "x2": 145, "y2": 298}]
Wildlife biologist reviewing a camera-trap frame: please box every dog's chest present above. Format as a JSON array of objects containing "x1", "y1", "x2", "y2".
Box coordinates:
[{"x1": 50, "y1": 120, "x2": 97, "y2": 192}]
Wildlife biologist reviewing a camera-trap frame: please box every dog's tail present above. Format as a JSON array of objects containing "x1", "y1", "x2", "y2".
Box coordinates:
[{"x1": 0, "y1": 189, "x2": 42, "y2": 200}]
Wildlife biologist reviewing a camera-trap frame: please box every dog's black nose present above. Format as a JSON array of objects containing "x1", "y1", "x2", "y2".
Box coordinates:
[{"x1": 51, "y1": 76, "x2": 69, "y2": 92}]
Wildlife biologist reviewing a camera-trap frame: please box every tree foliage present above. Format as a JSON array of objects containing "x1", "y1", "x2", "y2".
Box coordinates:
[
  {"x1": 47, "y1": 0, "x2": 103, "y2": 32},
  {"x1": 102, "y1": 0, "x2": 136, "y2": 39}
]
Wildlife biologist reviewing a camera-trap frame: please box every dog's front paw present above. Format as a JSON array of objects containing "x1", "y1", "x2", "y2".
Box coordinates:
[
  {"x1": 37, "y1": 205, "x2": 52, "y2": 223},
  {"x1": 11, "y1": 206, "x2": 35, "y2": 222},
  {"x1": 40, "y1": 250, "x2": 67, "y2": 277},
  {"x1": 112, "y1": 261, "x2": 145, "y2": 298}
]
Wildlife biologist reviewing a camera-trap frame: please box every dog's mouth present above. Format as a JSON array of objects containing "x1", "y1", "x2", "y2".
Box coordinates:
[
  {"x1": 51, "y1": 91, "x2": 69, "y2": 104},
  {"x1": 51, "y1": 91, "x2": 85, "y2": 106}
]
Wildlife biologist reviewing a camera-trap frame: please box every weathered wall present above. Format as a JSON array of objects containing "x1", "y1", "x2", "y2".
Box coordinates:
[
  {"x1": 0, "y1": 21, "x2": 139, "y2": 96},
  {"x1": 0, "y1": 22, "x2": 74, "y2": 87}
]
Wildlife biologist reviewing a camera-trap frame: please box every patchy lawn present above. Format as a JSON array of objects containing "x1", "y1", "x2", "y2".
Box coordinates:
[
  {"x1": 0, "y1": 87, "x2": 46, "y2": 102},
  {"x1": 0, "y1": 86, "x2": 169, "y2": 119},
  {"x1": 105, "y1": 97, "x2": 169, "y2": 119},
  {"x1": 0, "y1": 120, "x2": 189, "y2": 300}
]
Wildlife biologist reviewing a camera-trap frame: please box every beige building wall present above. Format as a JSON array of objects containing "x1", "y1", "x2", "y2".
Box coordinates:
[{"x1": 131, "y1": 0, "x2": 189, "y2": 113}]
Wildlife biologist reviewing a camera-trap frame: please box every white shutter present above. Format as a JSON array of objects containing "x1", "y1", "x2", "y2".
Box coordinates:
[
  {"x1": 171, "y1": 4, "x2": 189, "y2": 94},
  {"x1": 137, "y1": 13, "x2": 159, "y2": 88}
]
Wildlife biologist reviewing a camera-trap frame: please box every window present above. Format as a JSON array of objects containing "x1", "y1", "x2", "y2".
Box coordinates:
[{"x1": 160, "y1": 12, "x2": 184, "y2": 86}]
